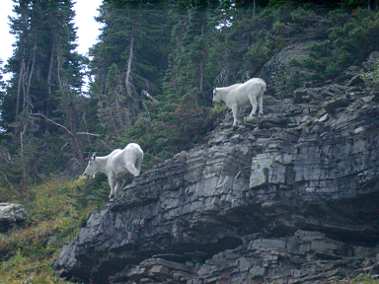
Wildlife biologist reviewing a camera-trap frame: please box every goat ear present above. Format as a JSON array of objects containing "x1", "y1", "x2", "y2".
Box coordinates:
[{"x1": 91, "y1": 152, "x2": 96, "y2": 160}]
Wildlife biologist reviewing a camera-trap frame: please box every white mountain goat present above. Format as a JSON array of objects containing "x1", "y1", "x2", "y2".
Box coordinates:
[
  {"x1": 81, "y1": 143, "x2": 144, "y2": 200},
  {"x1": 213, "y1": 78, "x2": 266, "y2": 127}
]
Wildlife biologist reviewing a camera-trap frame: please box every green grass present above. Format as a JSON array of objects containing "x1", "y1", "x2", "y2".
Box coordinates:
[
  {"x1": 351, "y1": 274, "x2": 379, "y2": 284},
  {"x1": 0, "y1": 177, "x2": 108, "y2": 283},
  {"x1": 0, "y1": 250, "x2": 68, "y2": 284}
]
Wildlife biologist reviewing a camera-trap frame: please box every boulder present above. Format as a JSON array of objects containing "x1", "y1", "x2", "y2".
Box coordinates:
[{"x1": 0, "y1": 203, "x2": 27, "y2": 232}]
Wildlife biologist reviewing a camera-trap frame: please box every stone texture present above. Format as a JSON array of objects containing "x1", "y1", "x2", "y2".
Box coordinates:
[
  {"x1": 55, "y1": 54, "x2": 379, "y2": 283},
  {"x1": 0, "y1": 203, "x2": 27, "y2": 232}
]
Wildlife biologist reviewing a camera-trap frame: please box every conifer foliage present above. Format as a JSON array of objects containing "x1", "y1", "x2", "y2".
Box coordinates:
[
  {"x1": 90, "y1": 0, "x2": 169, "y2": 141},
  {"x1": 0, "y1": 0, "x2": 378, "y2": 190},
  {"x1": 1, "y1": 0, "x2": 87, "y2": 189}
]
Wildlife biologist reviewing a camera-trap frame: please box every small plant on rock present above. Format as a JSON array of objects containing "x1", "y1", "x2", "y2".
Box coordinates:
[{"x1": 361, "y1": 59, "x2": 379, "y2": 92}]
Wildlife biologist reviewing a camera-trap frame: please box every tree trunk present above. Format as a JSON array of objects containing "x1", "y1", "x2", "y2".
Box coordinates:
[
  {"x1": 68, "y1": 100, "x2": 85, "y2": 164},
  {"x1": 19, "y1": 123, "x2": 27, "y2": 192},
  {"x1": 199, "y1": 62, "x2": 204, "y2": 94},
  {"x1": 71, "y1": 132, "x2": 84, "y2": 164},
  {"x1": 56, "y1": 51, "x2": 63, "y2": 91},
  {"x1": 15, "y1": 44, "x2": 36, "y2": 192},
  {"x1": 25, "y1": 44, "x2": 37, "y2": 109},
  {"x1": 47, "y1": 41, "x2": 56, "y2": 98},
  {"x1": 125, "y1": 34, "x2": 135, "y2": 97},
  {"x1": 16, "y1": 60, "x2": 25, "y2": 116}
]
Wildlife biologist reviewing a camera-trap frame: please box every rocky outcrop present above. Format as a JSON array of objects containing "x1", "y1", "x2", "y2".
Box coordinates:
[
  {"x1": 55, "y1": 52, "x2": 379, "y2": 283},
  {"x1": 0, "y1": 203, "x2": 27, "y2": 232},
  {"x1": 259, "y1": 40, "x2": 328, "y2": 99}
]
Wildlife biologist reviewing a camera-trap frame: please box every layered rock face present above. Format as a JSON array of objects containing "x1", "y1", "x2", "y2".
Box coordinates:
[{"x1": 55, "y1": 51, "x2": 379, "y2": 283}]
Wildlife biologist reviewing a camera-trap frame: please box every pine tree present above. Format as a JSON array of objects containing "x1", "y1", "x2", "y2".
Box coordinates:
[
  {"x1": 90, "y1": 0, "x2": 169, "y2": 142},
  {"x1": 2, "y1": 0, "x2": 85, "y2": 189},
  {"x1": 164, "y1": 1, "x2": 213, "y2": 105}
]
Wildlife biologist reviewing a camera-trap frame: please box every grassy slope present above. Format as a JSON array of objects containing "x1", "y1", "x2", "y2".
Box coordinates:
[{"x1": 0, "y1": 178, "x2": 108, "y2": 283}]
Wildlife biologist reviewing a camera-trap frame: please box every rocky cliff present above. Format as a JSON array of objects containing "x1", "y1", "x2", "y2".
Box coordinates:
[{"x1": 55, "y1": 49, "x2": 379, "y2": 283}]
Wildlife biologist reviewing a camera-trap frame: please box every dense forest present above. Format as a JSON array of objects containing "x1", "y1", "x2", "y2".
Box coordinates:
[
  {"x1": 1, "y1": 0, "x2": 379, "y2": 190},
  {"x1": 0, "y1": 0, "x2": 379, "y2": 282}
]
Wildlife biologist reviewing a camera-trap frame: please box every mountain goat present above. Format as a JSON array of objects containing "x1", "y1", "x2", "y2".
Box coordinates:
[
  {"x1": 213, "y1": 78, "x2": 266, "y2": 127},
  {"x1": 82, "y1": 143, "x2": 144, "y2": 200}
]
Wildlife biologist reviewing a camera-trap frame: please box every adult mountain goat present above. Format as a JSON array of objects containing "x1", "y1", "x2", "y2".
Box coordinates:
[
  {"x1": 213, "y1": 78, "x2": 266, "y2": 127},
  {"x1": 82, "y1": 143, "x2": 144, "y2": 200}
]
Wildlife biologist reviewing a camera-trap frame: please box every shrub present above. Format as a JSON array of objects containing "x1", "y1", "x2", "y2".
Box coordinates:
[
  {"x1": 244, "y1": 34, "x2": 276, "y2": 73},
  {"x1": 361, "y1": 59, "x2": 379, "y2": 91},
  {"x1": 273, "y1": 20, "x2": 286, "y2": 33},
  {"x1": 118, "y1": 95, "x2": 214, "y2": 170},
  {"x1": 290, "y1": 6, "x2": 316, "y2": 26},
  {"x1": 298, "y1": 9, "x2": 379, "y2": 81}
]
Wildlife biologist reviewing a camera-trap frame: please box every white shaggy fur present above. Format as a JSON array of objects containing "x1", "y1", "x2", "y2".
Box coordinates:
[
  {"x1": 213, "y1": 78, "x2": 266, "y2": 127},
  {"x1": 82, "y1": 143, "x2": 144, "y2": 200}
]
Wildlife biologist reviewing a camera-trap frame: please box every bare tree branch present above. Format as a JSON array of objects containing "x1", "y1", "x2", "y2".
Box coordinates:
[
  {"x1": 47, "y1": 41, "x2": 55, "y2": 97},
  {"x1": 25, "y1": 44, "x2": 37, "y2": 108},
  {"x1": 31, "y1": 112, "x2": 74, "y2": 137},
  {"x1": 76, "y1": 132, "x2": 101, "y2": 137},
  {"x1": 125, "y1": 33, "x2": 135, "y2": 97},
  {"x1": 31, "y1": 113, "x2": 100, "y2": 137}
]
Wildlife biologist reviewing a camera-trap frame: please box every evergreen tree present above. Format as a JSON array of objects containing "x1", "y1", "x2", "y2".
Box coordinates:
[
  {"x1": 2, "y1": 0, "x2": 86, "y2": 189},
  {"x1": 90, "y1": 0, "x2": 169, "y2": 142},
  {"x1": 164, "y1": 1, "x2": 212, "y2": 104}
]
